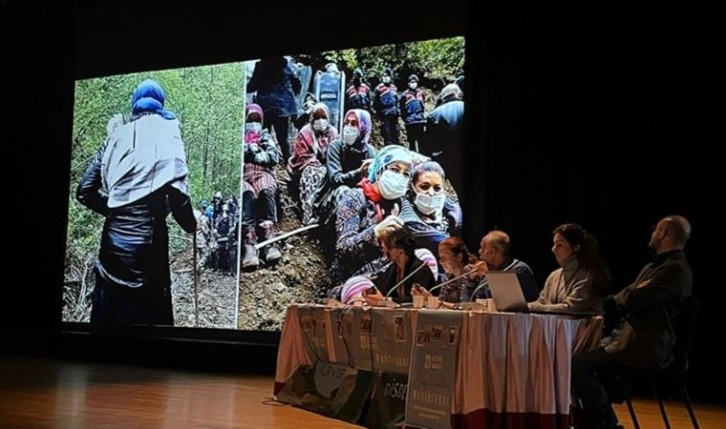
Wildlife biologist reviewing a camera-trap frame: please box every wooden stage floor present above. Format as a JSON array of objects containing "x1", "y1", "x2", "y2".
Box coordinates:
[{"x1": 0, "y1": 356, "x2": 722, "y2": 428}]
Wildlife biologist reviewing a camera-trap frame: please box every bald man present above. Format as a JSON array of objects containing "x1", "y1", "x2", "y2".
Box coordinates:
[
  {"x1": 571, "y1": 215, "x2": 693, "y2": 429},
  {"x1": 465, "y1": 230, "x2": 539, "y2": 302}
]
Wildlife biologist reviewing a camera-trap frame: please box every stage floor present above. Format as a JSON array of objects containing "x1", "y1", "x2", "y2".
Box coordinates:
[{"x1": 0, "y1": 356, "x2": 722, "y2": 428}]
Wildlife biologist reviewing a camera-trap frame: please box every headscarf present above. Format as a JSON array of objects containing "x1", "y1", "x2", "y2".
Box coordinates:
[
  {"x1": 345, "y1": 108, "x2": 372, "y2": 147},
  {"x1": 367, "y1": 145, "x2": 413, "y2": 183},
  {"x1": 415, "y1": 248, "x2": 439, "y2": 279},
  {"x1": 245, "y1": 103, "x2": 264, "y2": 143},
  {"x1": 130, "y1": 79, "x2": 176, "y2": 120},
  {"x1": 309, "y1": 102, "x2": 330, "y2": 123},
  {"x1": 340, "y1": 275, "x2": 375, "y2": 305}
]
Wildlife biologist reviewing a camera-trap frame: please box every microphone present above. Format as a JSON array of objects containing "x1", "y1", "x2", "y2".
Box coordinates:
[
  {"x1": 424, "y1": 269, "x2": 472, "y2": 296},
  {"x1": 384, "y1": 261, "x2": 428, "y2": 300},
  {"x1": 468, "y1": 279, "x2": 490, "y2": 302},
  {"x1": 467, "y1": 260, "x2": 518, "y2": 301}
]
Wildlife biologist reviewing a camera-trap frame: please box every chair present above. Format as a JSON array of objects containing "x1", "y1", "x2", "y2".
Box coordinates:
[{"x1": 618, "y1": 295, "x2": 700, "y2": 429}]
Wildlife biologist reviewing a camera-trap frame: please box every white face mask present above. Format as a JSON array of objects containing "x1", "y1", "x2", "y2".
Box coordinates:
[
  {"x1": 414, "y1": 191, "x2": 446, "y2": 215},
  {"x1": 377, "y1": 170, "x2": 409, "y2": 200},
  {"x1": 409, "y1": 82, "x2": 418, "y2": 90},
  {"x1": 245, "y1": 122, "x2": 261, "y2": 133},
  {"x1": 313, "y1": 119, "x2": 328, "y2": 132},
  {"x1": 343, "y1": 126, "x2": 360, "y2": 145},
  {"x1": 382, "y1": 76, "x2": 391, "y2": 84}
]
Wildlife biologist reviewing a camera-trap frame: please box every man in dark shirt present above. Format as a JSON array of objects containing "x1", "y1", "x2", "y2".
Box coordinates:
[
  {"x1": 422, "y1": 83, "x2": 464, "y2": 196},
  {"x1": 465, "y1": 230, "x2": 539, "y2": 302},
  {"x1": 571, "y1": 215, "x2": 693, "y2": 429}
]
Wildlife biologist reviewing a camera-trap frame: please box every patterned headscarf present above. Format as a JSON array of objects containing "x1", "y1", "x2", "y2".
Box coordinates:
[
  {"x1": 345, "y1": 108, "x2": 372, "y2": 146},
  {"x1": 415, "y1": 248, "x2": 439, "y2": 279},
  {"x1": 340, "y1": 275, "x2": 375, "y2": 305}
]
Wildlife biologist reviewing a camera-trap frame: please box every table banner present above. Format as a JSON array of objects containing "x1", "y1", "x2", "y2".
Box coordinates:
[
  {"x1": 365, "y1": 371, "x2": 409, "y2": 429},
  {"x1": 326, "y1": 307, "x2": 350, "y2": 365},
  {"x1": 406, "y1": 309, "x2": 464, "y2": 429},
  {"x1": 371, "y1": 308, "x2": 414, "y2": 375},
  {"x1": 297, "y1": 304, "x2": 330, "y2": 363},
  {"x1": 329, "y1": 306, "x2": 375, "y2": 370},
  {"x1": 328, "y1": 367, "x2": 375, "y2": 425},
  {"x1": 275, "y1": 361, "x2": 348, "y2": 414}
]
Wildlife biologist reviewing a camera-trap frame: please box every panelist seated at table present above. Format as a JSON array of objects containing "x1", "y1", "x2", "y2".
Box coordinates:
[
  {"x1": 572, "y1": 215, "x2": 693, "y2": 429},
  {"x1": 362, "y1": 228, "x2": 436, "y2": 305},
  {"x1": 463, "y1": 230, "x2": 539, "y2": 302},
  {"x1": 330, "y1": 145, "x2": 414, "y2": 287},
  {"x1": 528, "y1": 223, "x2": 611, "y2": 315},
  {"x1": 412, "y1": 237, "x2": 480, "y2": 308},
  {"x1": 337, "y1": 248, "x2": 438, "y2": 305}
]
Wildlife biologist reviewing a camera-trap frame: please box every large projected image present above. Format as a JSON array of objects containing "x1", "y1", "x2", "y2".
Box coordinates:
[
  {"x1": 64, "y1": 63, "x2": 246, "y2": 329},
  {"x1": 62, "y1": 36, "x2": 465, "y2": 333},
  {"x1": 238, "y1": 36, "x2": 465, "y2": 330}
]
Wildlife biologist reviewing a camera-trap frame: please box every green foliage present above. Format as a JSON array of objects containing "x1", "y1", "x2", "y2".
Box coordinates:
[
  {"x1": 291, "y1": 36, "x2": 465, "y2": 90},
  {"x1": 68, "y1": 62, "x2": 246, "y2": 260}
]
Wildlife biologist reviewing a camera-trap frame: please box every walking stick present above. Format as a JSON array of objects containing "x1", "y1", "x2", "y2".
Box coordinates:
[{"x1": 192, "y1": 230, "x2": 199, "y2": 326}]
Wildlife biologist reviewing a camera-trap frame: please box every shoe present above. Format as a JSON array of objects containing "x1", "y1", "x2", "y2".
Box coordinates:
[
  {"x1": 241, "y1": 226, "x2": 259, "y2": 269},
  {"x1": 260, "y1": 222, "x2": 282, "y2": 263}
]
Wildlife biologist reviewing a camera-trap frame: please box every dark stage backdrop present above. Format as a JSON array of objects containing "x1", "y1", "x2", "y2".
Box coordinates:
[
  {"x1": 4, "y1": 0, "x2": 724, "y2": 403},
  {"x1": 464, "y1": 1, "x2": 724, "y2": 404}
]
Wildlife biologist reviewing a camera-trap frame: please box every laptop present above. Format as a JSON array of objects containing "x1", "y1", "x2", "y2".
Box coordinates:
[
  {"x1": 486, "y1": 270, "x2": 596, "y2": 317},
  {"x1": 485, "y1": 270, "x2": 530, "y2": 312}
]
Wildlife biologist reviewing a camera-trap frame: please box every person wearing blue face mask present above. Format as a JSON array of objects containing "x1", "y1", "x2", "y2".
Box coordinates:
[
  {"x1": 329, "y1": 145, "x2": 414, "y2": 288},
  {"x1": 399, "y1": 161, "x2": 462, "y2": 260}
]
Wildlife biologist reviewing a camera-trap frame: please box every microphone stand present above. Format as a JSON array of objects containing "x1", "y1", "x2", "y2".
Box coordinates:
[
  {"x1": 467, "y1": 260, "x2": 518, "y2": 302},
  {"x1": 468, "y1": 279, "x2": 490, "y2": 302},
  {"x1": 417, "y1": 270, "x2": 473, "y2": 308},
  {"x1": 427, "y1": 270, "x2": 473, "y2": 296},
  {"x1": 380, "y1": 261, "x2": 428, "y2": 307}
]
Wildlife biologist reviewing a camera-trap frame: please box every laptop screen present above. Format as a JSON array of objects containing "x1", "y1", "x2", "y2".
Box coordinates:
[{"x1": 485, "y1": 271, "x2": 529, "y2": 312}]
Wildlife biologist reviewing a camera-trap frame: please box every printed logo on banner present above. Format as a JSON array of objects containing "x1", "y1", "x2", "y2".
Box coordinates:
[
  {"x1": 406, "y1": 309, "x2": 463, "y2": 429},
  {"x1": 314, "y1": 362, "x2": 347, "y2": 398},
  {"x1": 365, "y1": 372, "x2": 409, "y2": 429},
  {"x1": 372, "y1": 310, "x2": 412, "y2": 375},
  {"x1": 276, "y1": 361, "x2": 347, "y2": 413}
]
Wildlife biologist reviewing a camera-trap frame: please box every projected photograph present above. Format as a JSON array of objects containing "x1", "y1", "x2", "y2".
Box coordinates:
[
  {"x1": 238, "y1": 36, "x2": 466, "y2": 330},
  {"x1": 63, "y1": 62, "x2": 246, "y2": 329}
]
